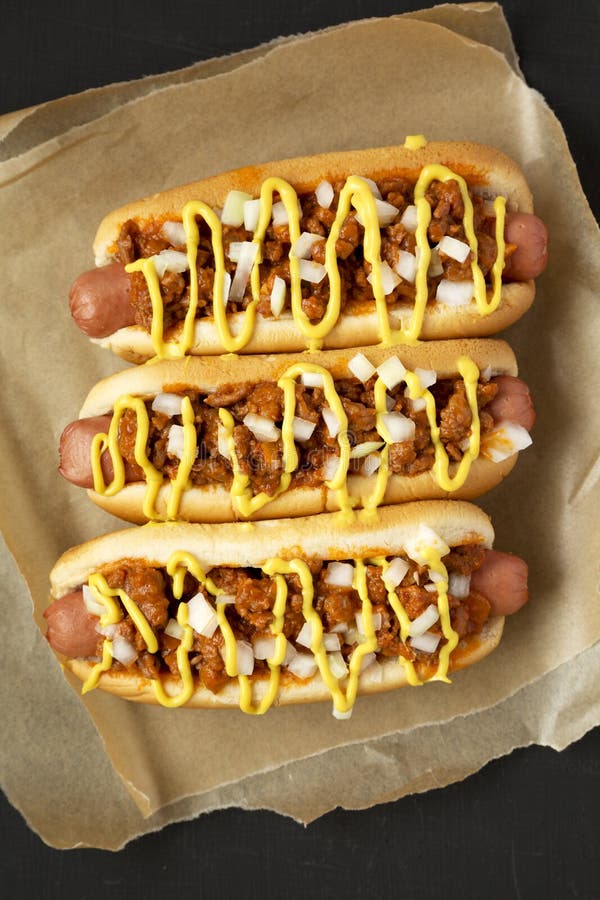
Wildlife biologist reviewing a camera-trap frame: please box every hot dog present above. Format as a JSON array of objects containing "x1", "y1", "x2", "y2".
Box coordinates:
[
  {"x1": 45, "y1": 501, "x2": 528, "y2": 715},
  {"x1": 58, "y1": 339, "x2": 534, "y2": 524},
  {"x1": 69, "y1": 139, "x2": 547, "y2": 363}
]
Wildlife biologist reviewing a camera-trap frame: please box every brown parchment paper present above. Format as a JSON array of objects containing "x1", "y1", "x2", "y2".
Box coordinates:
[{"x1": 2, "y1": 5, "x2": 599, "y2": 849}]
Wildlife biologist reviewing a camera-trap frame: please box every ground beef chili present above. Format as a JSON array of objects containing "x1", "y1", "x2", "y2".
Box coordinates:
[
  {"x1": 114, "y1": 177, "x2": 514, "y2": 332},
  {"x1": 87, "y1": 545, "x2": 491, "y2": 692},
  {"x1": 114, "y1": 375, "x2": 498, "y2": 497}
]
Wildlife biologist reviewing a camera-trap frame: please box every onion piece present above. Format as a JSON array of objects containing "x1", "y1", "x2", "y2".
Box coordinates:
[
  {"x1": 327, "y1": 651, "x2": 348, "y2": 679},
  {"x1": 229, "y1": 241, "x2": 258, "y2": 302},
  {"x1": 395, "y1": 249, "x2": 417, "y2": 283},
  {"x1": 97, "y1": 624, "x2": 118, "y2": 639},
  {"x1": 315, "y1": 180, "x2": 334, "y2": 209},
  {"x1": 358, "y1": 176, "x2": 382, "y2": 199},
  {"x1": 483, "y1": 422, "x2": 532, "y2": 462},
  {"x1": 367, "y1": 260, "x2": 400, "y2": 295},
  {"x1": 382, "y1": 557, "x2": 410, "y2": 588},
  {"x1": 82, "y1": 584, "x2": 104, "y2": 617},
  {"x1": 296, "y1": 621, "x2": 313, "y2": 649},
  {"x1": 381, "y1": 412, "x2": 416, "y2": 443},
  {"x1": 243, "y1": 198, "x2": 261, "y2": 232},
  {"x1": 227, "y1": 241, "x2": 243, "y2": 262},
  {"x1": 272, "y1": 199, "x2": 302, "y2": 227},
  {"x1": 253, "y1": 635, "x2": 277, "y2": 660},
  {"x1": 424, "y1": 583, "x2": 439, "y2": 593},
  {"x1": 400, "y1": 204, "x2": 418, "y2": 232},
  {"x1": 438, "y1": 235, "x2": 471, "y2": 263},
  {"x1": 322, "y1": 406, "x2": 341, "y2": 437},
  {"x1": 234, "y1": 640, "x2": 255, "y2": 676},
  {"x1": 324, "y1": 561, "x2": 354, "y2": 587},
  {"x1": 269, "y1": 276, "x2": 287, "y2": 318},
  {"x1": 356, "y1": 198, "x2": 398, "y2": 227},
  {"x1": 414, "y1": 367, "x2": 437, "y2": 390},
  {"x1": 348, "y1": 352, "x2": 376, "y2": 383},
  {"x1": 322, "y1": 633, "x2": 341, "y2": 652},
  {"x1": 287, "y1": 651, "x2": 318, "y2": 679},
  {"x1": 292, "y1": 416, "x2": 316, "y2": 442},
  {"x1": 151, "y1": 249, "x2": 189, "y2": 279},
  {"x1": 449, "y1": 573, "x2": 471, "y2": 598},
  {"x1": 350, "y1": 441, "x2": 385, "y2": 459},
  {"x1": 187, "y1": 593, "x2": 219, "y2": 638},
  {"x1": 356, "y1": 611, "x2": 382, "y2": 634},
  {"x1": 111, "y1": 636, "x2": 138, "y2": 666},
  {"x1": 332, "y1": 706, "x2": 353, "y2": 720},
  {"x1": 161, "y1": 220, "x2": 187, "y2": 246},
  {"x1": 436, "y1": 279, "x2": 474, "y2": 306},
  {"x1": 165, "y1": 618, "x2": 185, "y2": 640},
  {"x1": 291, "y1": 232, "x2": 323, "y2": 259},
  {"x1": 221, "y1": 190, "x2": 253, "y2": 227},
  {"x1": 409, "y1": 630, "x2": 441, "y2": 653},
  {"x1": 427, "y1": 247, "x2": 444, "y2": 277},
  {"x1": 167, "y1": 424, "x2": 187, "y2": 460},
  {"x1": 243, "y1": 413, "x2": 281, "y2": 443},
  {"x1": 300, "y1": 371, "x2": 324, "y2": 388},
  {"x1": 404, "y1": 525, "x2": 450, "y2": 566},
  {"x1": 362, "y1": 452, "x2": 381, "y2": 477},
  {"x1": 357, "y1": 651, "x2": 377, "y2": 671},
  {"x1": 376, "y1": 355, "x2": 406, "y2": 390},
  {"x1": 299, "y1": 259, "x2": 327, "y2": 284},
  {"x1": 151, "y1": 393, "x2": 183, "y2": 417},
  {"x1": 217, "y1": 423, "x2": 230, "y2": 459}
]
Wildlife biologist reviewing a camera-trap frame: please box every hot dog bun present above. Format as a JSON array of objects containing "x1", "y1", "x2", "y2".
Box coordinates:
[
  {"x1": 88, "y1": 141, "x2": 539, "y2": 362},
  {"x1": 63, "y1": 339, "x2": 529, "y2": 524},
  {"x1": 48, "y1": 501, "x2": 508, "y2": 712}
]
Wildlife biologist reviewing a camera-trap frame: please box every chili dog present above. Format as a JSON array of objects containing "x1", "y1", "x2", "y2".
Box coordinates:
[
  {"x1": 45, "y1": 501, "x2": 528, "y2": 715},
  {"x1": 59, "y1": 339, "x2": 534, "y2": 524},
  {"x1": 69, "y1": 139, "x2": 548, "y2": 363}
]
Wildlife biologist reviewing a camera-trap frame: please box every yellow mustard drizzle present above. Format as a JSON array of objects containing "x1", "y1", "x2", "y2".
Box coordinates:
[
  {"x1": 370, "y1": 556, "x2": 422, "y2": 686},
  {"x1": 417, "y1": 550, "x2": 457, "y2": 683},
  {"x1": 124, "y1": 163, "x2": 506, "y2": 357},
  {"x1": 90, "y1": 357, "x2": 481, "y2": 520}
]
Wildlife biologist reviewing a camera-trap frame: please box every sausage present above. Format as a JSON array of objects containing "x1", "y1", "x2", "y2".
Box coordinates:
[
  {"x1": 488, "y1": 375, "x2": 535, "y2": 431},
  {"x1": 44, "y1": 591, "x2": 99, "y2": 658},
  {"x1": 471, "y1": 549, "x2": 529, "y2": 616},
  {"x1": 503, "y1": 212, "x2": 548, "y2": 282},
  {"x1": 69, "y1": 263, "x2": 132, "y2": 338},
  {"x1": 68, "y1": 213, "x2": 547, "y2": 339},
  {"x1": 59, "y1": 415, "x2": 141, "y2": 489}
]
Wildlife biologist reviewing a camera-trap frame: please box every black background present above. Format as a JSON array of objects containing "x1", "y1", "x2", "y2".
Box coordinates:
[{"x1": 2, "y1": 1, "x2": 599, "y2": 896}]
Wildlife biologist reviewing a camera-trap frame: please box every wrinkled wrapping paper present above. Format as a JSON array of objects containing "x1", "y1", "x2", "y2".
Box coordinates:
[{"x1": 1, "y1": 4, "x2": 599, "y2": 849}]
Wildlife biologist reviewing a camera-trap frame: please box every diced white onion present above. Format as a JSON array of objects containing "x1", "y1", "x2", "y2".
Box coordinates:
[
  {"x1": 165, "y1": 618, "x2": 185, "y2": 640},
  {"x1": 82, "y1": 584, "x2": 104, "y2": 617},
  {"x1": 404, "y1": 388, "x2": 427, "y2": 412},
  {"x1": 97, "y1": 624, "x2": 118, "y2": 639},
  {"x1": 436, "y1": 279, "x2": 474, "y2": 307},
  {"x1": 243, "y1": 198, "x2": 261, "y2": 232},
  {"x1": 438, "y1": 235, "x2": 471, "y2": 263},
  {"x1": 167, "y1": 424, "x2": 187, "y2": 460},
  {"x1": 367, "y1": 260, "x2": 400, "y2": 295},
  {"x1": 327, "y1": 651, "x2": 348, "y2": 679},
  {"x1": 424, "y1": 582, "x2": 438, "y2": 593},
  {"x1": 427, "y1": 247, "x2": 444, "y2": 277},
  {"x1": 350, "y1": 441, "x2": 385, "y2": 459},
  {"x1": 357, "y1": 198, "x2": 398, "y2": 227},
  {"x1": 329, "y1": 622, "x2": 348, "y2": 635},
  {"x1": 151, "y1": 393, "x2": 183, "y2": 417},
  {"x1": 324, "y1": 561, "x2": 354, "y2": 587},
  {"x1": 217, "y1": 423, "x2": 230, "y2": 459},
  {"x1": 409, "y1": 604, "x2": 440, "y2": 637},
  {"x1": 283, "y1": 641, "x2": 298, "y2": 667},
  {"x1": 483, "y1": 422, "x2": 533, "y2": 462},
  {"x1": 272, "y1": 199, "x2": 302, "y2": 227},
  {"x1": 287, "y1": 651, "x2": 318, "y2": 679},
  {"x1": 187, "y1": 593, "x2": 219, "y2": 638},
  {"x1": 270, "y1": 276, "x2": 287, "y2": 318},
  {"x1": 358, "y1": 651, "x2": 377, "y2": 671},
  {"x1": 151, "y1": 249, "x2": 189, "y2": 279},
  {"x1": 356, "y1": 611, "x2": 382, "y2": 634},
  {"x1": 322, "y1": 406, "x2": 341, "y2": 437},
  {"x1": 291, "y1": 231, "x2": 323, "y2": 259},
  {"x1": 376, "y1": 356, "x2": 407, "y2": 390},
  {"x1": 243, "y1": 413, "x2": 281, "y2": 443},
  {"x1": 429, "y1": 570, "x2": 445, "y2": 584},
  {"x1": 229, "y1": 241, "x2": 258, "y2": 302},
  {"x1": 315, "y1": 179, "x2": 334, "y2": 209},
  {"x1": 227, "y1": 241, "x2": 244, "y2": 262},
  {"x1": 323, "y1": 633, "x2": 341, "y2": 652},
  {"x1": 348, "y1": 352, "x2": 376, "y2": 383},
  {"x1": 161, "y1": 220, "x2": 187, "y2": 246},
  {"x1": 299, "y1": 259, "x2": 327, "y2": 284},
  {"x1": 358, "y1": 176, "x2": 382, "y2": 199},
  {"x1": 292, "y1": 416, "x2": 316, "y2": 442},
  {"x1": 221, "y1": 190, "x2": 253, "y2": 227},
  {"x1": 383, "y1": 557, "x2": 410, "y2": 588},
  {"x1": 362, "y1": 452, "x2": 381, "y2": 477},
  {"x1": 220, "y1": 271, "x2": 231, "y2": 306},
  {"x1": 404, "y1": 525, "x2": 450, "y2": 566},
  {"x1": 395, "y1": 249, "x2": 418, "y2": 283},
  {"x1": 253, "y1": 635, "x2": 277, "y2": 660},
  {"x1": 234, "y1": 640, "x2": 255, "y2": 676},
  {"x1": 449, "y1": 573, "x2": 471, "y2": 598},
  {"x1": 296, "y1": 621, "x2": 313, "y2": 649},
  {"x1": 381, "y1": 412, "x2": 416, "y2": 443},
  {"x1": 414, "y1": 367, "x2": 437, "y2": 390},
  {"x1": 344, "y1": 627, "x2": 360, "y2": 646},
  {"x1": 401, "y1": 204, "x2": 418, "y2": 232},
  {"x1": 409, "y1": 630, "x2": 441, "y2": 653},
  {"x1": 111, "y1": 636, "x2": 138, "y2": 666},
  {"x1": 413, "y1": 571, "x2": 421, "y2": 585},
  {"x1": 300, "y1": 371, "x2": 324, "y2": 388}
]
